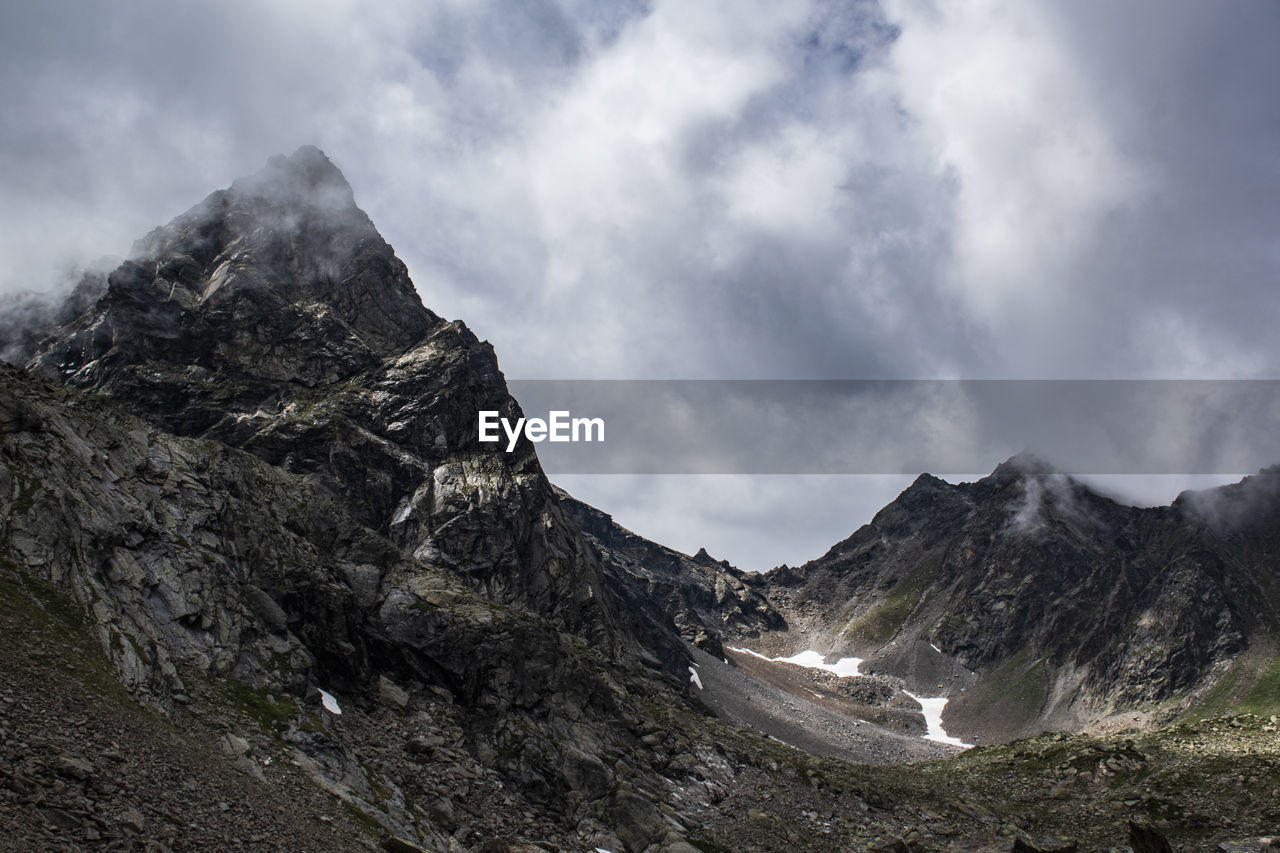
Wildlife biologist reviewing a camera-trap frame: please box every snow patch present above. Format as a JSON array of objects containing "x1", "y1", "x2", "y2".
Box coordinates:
[
  {"x1": 729, "y1": 646, "x2": 863, "y2": 677},
  {"x1": 688, "y1": 666, "x2": 703, "y2": 690},
  {"x1": 318, "y1": 688, "x2": 342, "y2": 715},
  {"x1": 905, "y1": 692, "x2": 970, "y2": 747}
]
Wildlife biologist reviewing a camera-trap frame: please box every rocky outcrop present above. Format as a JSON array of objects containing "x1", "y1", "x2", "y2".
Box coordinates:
[
  {"x1": 557, "y1": 487, "x2": 786, "y2": 662},
  {"x1": 2, "y1": 360, "x2": 368, "y2": 697},
  {"x1": 32, "y1": 145, "x2": 436, "y2": 388},
  {"x1": 1, "y1": 333, "x2": 697, "y2": 851}
]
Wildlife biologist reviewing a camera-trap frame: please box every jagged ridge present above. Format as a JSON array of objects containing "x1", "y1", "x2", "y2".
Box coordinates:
[{"x1": 764, "y1": 454, "x2": 1280, "y2": 741}]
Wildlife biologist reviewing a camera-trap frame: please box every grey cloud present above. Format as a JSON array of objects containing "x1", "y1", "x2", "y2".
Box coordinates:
[
  {"x1": 0, "y1": 1, "x2": 965, "y2": 380},
  {"x1": 891, "y1": 0, "x2": 1280, "y2": 379},
  {"x1": 2, "y1": 0, "x2": 1276, "y2": 566},
  {"x1": 0, "y1": 264, "x2": 110, "y2": 364}
]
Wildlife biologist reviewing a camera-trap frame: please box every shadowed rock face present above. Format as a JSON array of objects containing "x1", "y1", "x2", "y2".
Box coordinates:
[
  {"x1": 557, "y1": 486, "x2": 786, "y2": 662},
  {"x1": 5, "y1": 149, "x2": 723, "y2": 846},
  {"x1": 25, "y1": 146, "x2": 620, "y2": 641},
  {"x1": 0, "y1": 361, "x2": 686, "y2": 848}
]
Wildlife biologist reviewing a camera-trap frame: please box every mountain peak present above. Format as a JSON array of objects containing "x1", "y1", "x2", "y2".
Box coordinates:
[
  {"x1": 131, "y1": 145, "x2": 372, "y2": 266},
  {"x1": 907, "y1": 472, "x2": 950, "y2": 491},
  {"x1": 691, "y1": 546, "x2": 731, "y2": 569},
  {"x1": 228, "y1": 145, "x2": 356, "y2": 212},
  {"x1": 989, "y1": 450, "x2": 1057, "y2": 482},
  {"x1": 31, "y1": 147, "x2": 442, "y2": 392}
]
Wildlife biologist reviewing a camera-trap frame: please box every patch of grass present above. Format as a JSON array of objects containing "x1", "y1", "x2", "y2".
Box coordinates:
[
  {"x1": 297, "y1": 712, "x2": 327, "y2": 734},
  {"x1": 208, "y1": 675, "x2": 297, "y2": 735},
  {"x1": 1194, "y1": 659, "x2": 1245, "y2": 719},
  {"x1": 999, "y1": 655, "x2": 1049, "y2": 711},
  {"x1": 365, "y1": 766, "x2": 395, "y2": 805},
  {"x1": 0, "y1": 553, "x2": 130, "y2": 701},
  {"x1": 195, "y1": 376, "x2": 256, "y2": 401},
  {"x1": 1190, "y1": 649, "x2": 1280, "y2": 719},
  {"x1": 839, "y1": 553, "x2": 941, "y2": 645},
  {"x1": 1238, "y1": 654, "x2": 1280, "y2": 713},
  {"x1": 952, "y1": 648, "x2": 1049, "y2": 730},
  {"x1": 340, "y1": 800, "x2": 384, "y2": 839}
]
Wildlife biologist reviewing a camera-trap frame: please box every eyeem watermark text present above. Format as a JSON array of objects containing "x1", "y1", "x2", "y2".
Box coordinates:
[{"x1": 478, "y1": 410, "x2": 604, "y2": 452}]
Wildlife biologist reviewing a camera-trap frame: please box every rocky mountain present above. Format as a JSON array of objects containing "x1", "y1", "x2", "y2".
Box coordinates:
[
  {"x1": 5, "y1": 148, "x2": 1280, "y2": 852},
  {"x1": 0, "y1": 268, "x2": 107, "y2": 365},
  {"x1": 762, "y1": 454, "x2": 1280, "y2": 742},
  {"x1": 26, "y1": 146, "x2": 615, "y2": 640},
  {"x1": 3, "y1": 148, "x2": 716, "y2": 850}
]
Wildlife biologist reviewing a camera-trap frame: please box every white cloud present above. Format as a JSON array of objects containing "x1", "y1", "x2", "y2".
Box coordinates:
[{"x1": 882, "y1": 0, "x2": 1150, "y2": 337}]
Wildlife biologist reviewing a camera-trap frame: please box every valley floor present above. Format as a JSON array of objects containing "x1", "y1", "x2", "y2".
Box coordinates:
[{"x1": 689, "y1": 646, "x2": 955, "y2": 765}]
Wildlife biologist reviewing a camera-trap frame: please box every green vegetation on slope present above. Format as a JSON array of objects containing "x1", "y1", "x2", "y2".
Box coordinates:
[
  {"x1": 1191, "y1": 644, "x2": 1280, "y2": 720},
  {"x1": 837, "y1": 553, "x2": 941, "y2": 647}
]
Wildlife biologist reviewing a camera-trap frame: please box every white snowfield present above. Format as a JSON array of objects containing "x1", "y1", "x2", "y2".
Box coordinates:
[
  {"x1": 730, "y1": 645, "x2": 865, "y2": 676},
  {"x1": 688, "y1": 665, "x2": 704, "y2": 690},
  {"x1": 728, "y1": 647, "x2": 971, "y2": 749},
  {"x1": 904, "y1": 692, "x2": 971, "y2": 748}
]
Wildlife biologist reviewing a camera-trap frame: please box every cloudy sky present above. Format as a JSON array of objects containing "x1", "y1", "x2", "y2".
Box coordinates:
[{"x1": 3, "y1": 0, "x2": 1278, "y2": 569}]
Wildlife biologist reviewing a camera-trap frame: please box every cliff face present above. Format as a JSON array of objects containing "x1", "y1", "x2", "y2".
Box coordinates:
[
  {"x1": 1, "y1": 360, "x2": 705, "y2": 850},
  {"x1": 26, "y1": 146, "x2": 615, "y2": 638},
  {"x1": 763, "y1": 455, "x2": 1280, "y2": 740}
]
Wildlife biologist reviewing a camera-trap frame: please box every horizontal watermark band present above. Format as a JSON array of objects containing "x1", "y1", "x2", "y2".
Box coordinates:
[{"x1": 502, "y1": 380, "x2": 1280, "y2": 475}]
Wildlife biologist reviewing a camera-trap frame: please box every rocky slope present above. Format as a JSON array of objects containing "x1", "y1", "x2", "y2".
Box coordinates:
[
  {"x1": 0, "y1": 355, "x2": 702, "y2": 850},
  {"x1": 762, "y1": 454, "x2": 1280, "y2": 743},
  {"x1": 556, "y1": 492, "x2": 952, "y2": 763}
]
